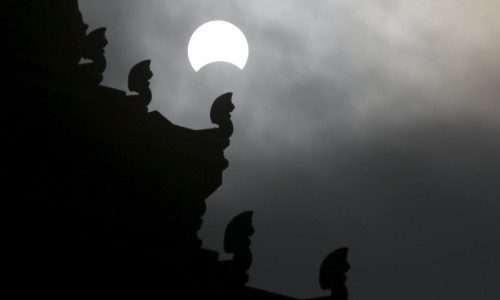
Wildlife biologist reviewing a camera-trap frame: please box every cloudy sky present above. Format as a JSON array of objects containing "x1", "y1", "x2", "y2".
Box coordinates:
[{"x1": 80, "y1": 1, "x2": 500, "y2": 299}]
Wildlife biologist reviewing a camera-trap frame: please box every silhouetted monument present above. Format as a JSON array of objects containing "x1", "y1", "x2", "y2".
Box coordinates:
[{"x1": 2, "y1": 1, "x2": 349, "y2": 298}]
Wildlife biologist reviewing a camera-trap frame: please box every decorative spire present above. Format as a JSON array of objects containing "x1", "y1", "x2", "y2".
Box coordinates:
[
  {"x1": 319, "y1": 247, "x2": 350, "y2": 300},
  {"x1": 210, "y1": 92, "x2": 235, "y2": 138},
  {"x1": 128, "y1": 59, "x2": 153, "y2": 107},
  {"x1": 79, "y1": 27, "x2": 108, "y2": 84},
  {"x1": 224, "y1": 211, "x2": 255, "y2": 285}
]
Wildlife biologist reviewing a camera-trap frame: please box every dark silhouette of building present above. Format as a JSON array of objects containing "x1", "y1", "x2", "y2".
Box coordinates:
[{"x1": 1, "y1": 1, "x2": 349, "y2": 298}]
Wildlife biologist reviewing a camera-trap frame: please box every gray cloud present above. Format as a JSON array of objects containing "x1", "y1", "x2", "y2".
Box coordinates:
[{"x1": 80, "y1": 1, "x2": 500, "y2": 299}]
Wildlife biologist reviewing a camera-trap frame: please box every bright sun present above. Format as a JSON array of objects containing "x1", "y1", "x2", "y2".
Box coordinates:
[{"x1": 188, "y1": 20, "x2": 249, "y2": 72}]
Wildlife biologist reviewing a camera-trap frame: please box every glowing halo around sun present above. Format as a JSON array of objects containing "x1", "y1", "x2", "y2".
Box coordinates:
[{"x1": 188, "y1": 20, "x2": 249, "y2": 72}]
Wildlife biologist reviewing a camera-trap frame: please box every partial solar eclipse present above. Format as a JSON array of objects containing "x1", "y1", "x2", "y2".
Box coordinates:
[{"x1": 188, "y1": 20, "x2": 249, "y2": 72}]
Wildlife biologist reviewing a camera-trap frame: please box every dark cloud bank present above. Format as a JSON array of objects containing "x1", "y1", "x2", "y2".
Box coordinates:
[{"x1": 80, "y1": 1, "x2": 500, "y2": 299}]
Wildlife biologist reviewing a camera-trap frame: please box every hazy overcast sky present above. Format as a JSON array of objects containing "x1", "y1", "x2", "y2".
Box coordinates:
[{"x1": 80, "y1": 1, "x2": 500, "y2": 299}]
